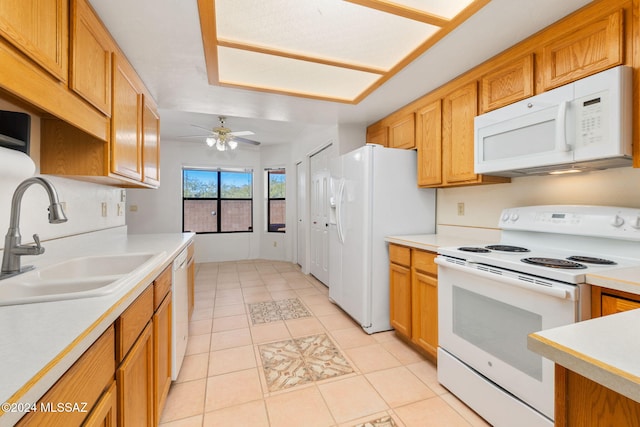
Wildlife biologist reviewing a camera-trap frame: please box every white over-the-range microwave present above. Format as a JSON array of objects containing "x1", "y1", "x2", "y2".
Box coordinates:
[{"x1": 474, "y1": 65, "x2": 632, "y2": 177}]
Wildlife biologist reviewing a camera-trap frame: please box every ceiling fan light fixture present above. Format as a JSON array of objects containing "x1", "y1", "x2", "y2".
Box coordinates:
[
  {"x1": 228, "y1": 139, "x2": 238, "y2": 150},
  {"x1": 216, "y1": 140, "x2": 226, "y2": 151},
  {"x1": 206, "y1": 136, "x2": 216, "y2": 147}
]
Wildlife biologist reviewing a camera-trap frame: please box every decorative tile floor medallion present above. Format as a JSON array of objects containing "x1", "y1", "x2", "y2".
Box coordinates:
[
  {"x1": 248, "y1": 298, "x2": 311, "y2": 324},
  {"x1": 354, "y1": 416, "x2": 397, "y2": 427},
  {"x1": 259, "y1": 333, "x2": 354, "y2": 392}
]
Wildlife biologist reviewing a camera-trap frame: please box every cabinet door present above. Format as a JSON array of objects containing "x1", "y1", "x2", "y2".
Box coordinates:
[
  {"x1": 367, "y1": 126, "x2": 388, "y2": 147},
  {"x1": 480, "y1": 54, "x2": 534, "y2": 113},
  {"x1": 542, "y1": 10, "x2": 623, "y2": 90},
  {"x1": 601, "y1": 294, "x2": 640, "y2": 316},
  {"x1": 83, "y1": 381, "x2": 117, "y2": 427},
  {"x1": 16, "y1": 326, "x2": 115, "y2": 427},
  {"x1": 142, "y1": 97, "x2": 161, "y2": 187},
  {"x1": 442, "y1": 82, "x2": 478, "y2": 185},
  {"x1": 0, "y1": 0, "x2": 68, "y2": 81},
  {"x1": 389, "y1": 113, "x2": 416, "y2": 149},
  {"x1": 411, "y1": 271, "x2": 438, "y2": 359},
  {"x1": 389, "y1": 263, "x2": 412, "y2": 337},
  {"x1": 117, "y1": 322, "x2": 154, "y2": 427},
  {"x1": 153, "y1": 293, "x2": 172, "y2": 422},
  {"x1": 111, "y1": 54, "x2": 143, "y2": 181},
  {"x1": 70, "y1": 0, "x2": 113, "y2": 116},
  {"x1": 416, "y1": 100, "x2": 442, "y2": 187}
]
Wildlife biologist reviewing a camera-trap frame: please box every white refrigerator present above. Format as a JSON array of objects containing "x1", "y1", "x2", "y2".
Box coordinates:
[{"x1": 329, "y1": 144, "x2": 436, "y2": 334}]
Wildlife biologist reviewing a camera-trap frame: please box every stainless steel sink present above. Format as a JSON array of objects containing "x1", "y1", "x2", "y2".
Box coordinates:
[{"x1": 0, "y1": 252, "x2": 164, "y2": 306}]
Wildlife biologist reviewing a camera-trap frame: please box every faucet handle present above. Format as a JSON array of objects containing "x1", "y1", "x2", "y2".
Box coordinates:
[{"x1": 32, "y1": 234, "x2": 44, "y2": 254}]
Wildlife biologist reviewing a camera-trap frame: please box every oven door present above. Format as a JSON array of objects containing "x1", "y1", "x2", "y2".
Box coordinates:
[{"x1": 436, "y1": 256, "x2": 581, "y2": 420}]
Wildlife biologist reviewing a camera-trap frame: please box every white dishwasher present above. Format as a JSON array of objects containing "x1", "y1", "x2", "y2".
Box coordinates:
[{"x1": 171, "y1": 248, "x2": 189, "y2": 380}]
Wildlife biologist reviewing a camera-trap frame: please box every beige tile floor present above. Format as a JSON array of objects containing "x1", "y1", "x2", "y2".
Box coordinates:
[{"x1": 159, "y1": 260, "x2": 491, "y2": 427}]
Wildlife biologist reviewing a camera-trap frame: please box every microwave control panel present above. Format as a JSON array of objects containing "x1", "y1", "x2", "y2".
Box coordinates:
[{"x1": 575, "y1": 90, "x2": 608, "y2": 147}]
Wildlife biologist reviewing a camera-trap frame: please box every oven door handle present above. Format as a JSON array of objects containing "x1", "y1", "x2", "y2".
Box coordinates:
[{"x1": 435, "y1": 258, "x2": 570, "y2": 300}]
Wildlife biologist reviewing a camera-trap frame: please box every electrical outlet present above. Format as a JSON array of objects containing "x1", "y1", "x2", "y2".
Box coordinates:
[
  {"x1": 101, "y1": 202, "x2": 107, "y2": 217},
  {"x1": 130, "y1": 204, "x2": 138, "y2": 212},
  {"x1": 60, "y1": 201, "x2": 67, "y2": 213},
  {"x1": 457, "y1": 202, "x2": 465, "y2": 216}
]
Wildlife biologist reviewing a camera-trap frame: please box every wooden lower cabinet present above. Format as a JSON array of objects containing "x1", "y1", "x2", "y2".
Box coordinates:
[
  {"x1": 388, "y1": 244, "x2": 438, "y2": 361},
  {"x1": 154, "y1": 292, "x2": 172, "y2": 423},
  {"x1": 555, "y1": 365, "x2": 640, "y2": 427},
  {"x1": 16, "y1": 326, "x2": 115, "y2": 427},
  {"x1": 389, "y1": 262, "x2": 412, "y2": 337},
  {"x1": 117, "y1": 322, "x2": 154, "y2": 426},
  {"x1": 553, "y1": 285, "x2": 640, "y2": 426},
  {"x1": 591, "y1": 285, "x2": 640, "y2": 317},
  {"x1": 411, "y1": 270, "x2": 438, "y2": 359},
  {"x1": 83, "y1": 381, "x2": 117, "y2": 427}
]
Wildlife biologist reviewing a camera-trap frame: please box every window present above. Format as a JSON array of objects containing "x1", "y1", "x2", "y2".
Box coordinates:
[
  {"x1": 267, "y1": 169, "x2": 286, "y2": 232},
  {"x1": 183, "y1": 168, "x2": 253, "y2": 233}
]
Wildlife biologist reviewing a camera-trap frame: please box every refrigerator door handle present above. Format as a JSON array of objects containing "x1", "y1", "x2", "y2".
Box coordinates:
[{"x1": 336, "y1": 179, "x2": 345, "y2": 244}]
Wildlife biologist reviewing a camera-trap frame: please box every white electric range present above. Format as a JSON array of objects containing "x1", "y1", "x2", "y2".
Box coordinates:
[{"x1": 435, "y1": 205, "x2": 640, "y2": 427}]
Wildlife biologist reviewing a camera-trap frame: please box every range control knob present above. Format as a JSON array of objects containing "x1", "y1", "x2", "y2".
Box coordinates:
[
  {"x1": 509, "y1": 213, "x2": 520, "y2": 222},
  {"x1": 611, "y1": 215, "x2": 625, "y2": 228},
  {"x1": 630, "y1": 216, "x2": 640, "y2": 229},
  {"x1": 501, "y1": 213, "x2": 510, "y2": 222}
]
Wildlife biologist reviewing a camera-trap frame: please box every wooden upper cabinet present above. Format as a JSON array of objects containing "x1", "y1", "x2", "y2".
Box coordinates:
[
  {"x1": 442, "y1": 82, "x2": 479, "y2": 185},
  {"x1": 542, "y1": 9, "x2": 623, "y2": 90},
  {"x1": 366, "y1": 125, "x2": 388, "y2": 147},
  {"x1": 142, "y1": 97, "x2": 161, "y2": 187},
  {"x1": 480, "y1": 54, "x2": 534, "y2": 113},
  {"x1": 388, "y1": 113, "x2": 416, "y2": 149},
  {"x1": 70, "y1": 0, "x2": 114, "y2": 116},
  {"x1": 112, "y1": 53, "x2": 143, "y2": 181},
  {"x1": 416, "y1": 100, "x2": 442, "y2": 187},
  {"x1": 0, "y1": 0, "x2": 68, "y2": 82}
]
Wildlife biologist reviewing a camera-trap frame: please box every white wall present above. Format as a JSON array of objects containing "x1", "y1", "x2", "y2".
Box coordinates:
[
  {"x1": 437, "y1": 166, "x2": 640, "y2": 230},
  {"x1": 126, "y1": 122, "x2": 366, "y2": 265},
  {"x1": 0, "y1": 99, "x2": 125, "y2": 253},
  {"x1": 126, "y1": 139, "x2": 262, "y2": 263}
]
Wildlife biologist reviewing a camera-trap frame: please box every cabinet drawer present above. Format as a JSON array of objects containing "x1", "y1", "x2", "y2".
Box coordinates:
[
  {"x1": 389, "y1": 244, "x2": 411, "y2": 267},
  {"x1": 17, "y1": 326, "x2": 115, "y2": 427},
  {"x1": 154, "y1": 264, "x2": 172, "y2": 310},
  {"x1": 602, "y1": 294, "x2": 640, "y2": 316},
  {"x1": 116, "y1": 285, "x2": 153, "y2": 362},
  {"x1": 412, "y1": 249, "x2": 437, "y2": 276}
]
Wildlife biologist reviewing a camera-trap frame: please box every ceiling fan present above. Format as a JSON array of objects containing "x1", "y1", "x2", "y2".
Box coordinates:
[{"x1": 182, "y1": 116, "x2": 260, "y2": 151}]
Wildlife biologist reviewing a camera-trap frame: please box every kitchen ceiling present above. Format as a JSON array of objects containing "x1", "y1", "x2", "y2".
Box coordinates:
[
  {"x1": 88, "y1": 0, "x2": 592, "y2": 147},
  {"x1": 199, "y1": 0, "x2": 485, "y2": 103}
]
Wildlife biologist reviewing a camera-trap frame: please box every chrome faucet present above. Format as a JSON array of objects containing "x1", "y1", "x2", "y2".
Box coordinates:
[{"x1": 1, "y1": 177, "x2": 68, "y2": 279}]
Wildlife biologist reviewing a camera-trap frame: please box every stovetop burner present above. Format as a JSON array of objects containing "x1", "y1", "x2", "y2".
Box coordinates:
[
  {"x1": 521, "y1": 257, "x2": 587, "y2": 269},
  {"x1": 485, "y1": 245, "x2": 530, "y2": 253},
  {"x1": 458, "y1": 247, "x2": 491, "y2": 253},
  {"x1": 566, "y1": 256, "x2": 617, "y2": 265}
]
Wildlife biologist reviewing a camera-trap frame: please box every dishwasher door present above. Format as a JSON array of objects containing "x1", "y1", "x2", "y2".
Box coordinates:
[{"x1": 171, "y1": 248, "x2": 189, "y2": 380}]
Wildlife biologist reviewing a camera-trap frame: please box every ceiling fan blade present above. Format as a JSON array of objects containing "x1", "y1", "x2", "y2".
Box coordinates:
[
  {"x1": 190, "y1": 124, "x2": 214, "y2": 132},
  {"x1": 177, "y1": 134, "x2": 211, "y2": 138},
  {"x1": 234, "y1": 136, "x2": 261, "y2": 146},
  {"x1": 230, "y1": 130, "x2": 254, "y2": 136}
]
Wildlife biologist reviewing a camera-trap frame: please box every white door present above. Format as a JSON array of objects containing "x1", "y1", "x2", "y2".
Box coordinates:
[
  {"x1": 296, "y1": 161, "x2": 306, "y2": 269},
  {"x1": 309, "y1": 145, "x2": 331, "y2": 285}
]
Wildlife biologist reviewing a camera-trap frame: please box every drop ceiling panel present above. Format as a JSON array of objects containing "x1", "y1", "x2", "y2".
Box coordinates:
[
  {"x1": 217, "y1": 46, "x2": 381, "y2": 101},
  {"x1": 216, "y1": 0, "x2": 438, "y2": 71},
  {"x1": 200, "y1": 0, "x2": 490, "y2": 103}
]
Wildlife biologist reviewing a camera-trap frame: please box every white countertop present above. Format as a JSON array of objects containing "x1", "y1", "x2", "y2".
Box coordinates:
[
  {"x1": 0, "y1": 227, "x2": 194, "y2": 425},
  {"x1": 529, "y1": 308, "x2": 640, "y2": 403},
  {"x1": 529, "y1": 266, "x2": 640, "y2": 404},
  {"x1": 385, "y1": 233, "x2": 498, "y2": 252}
]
